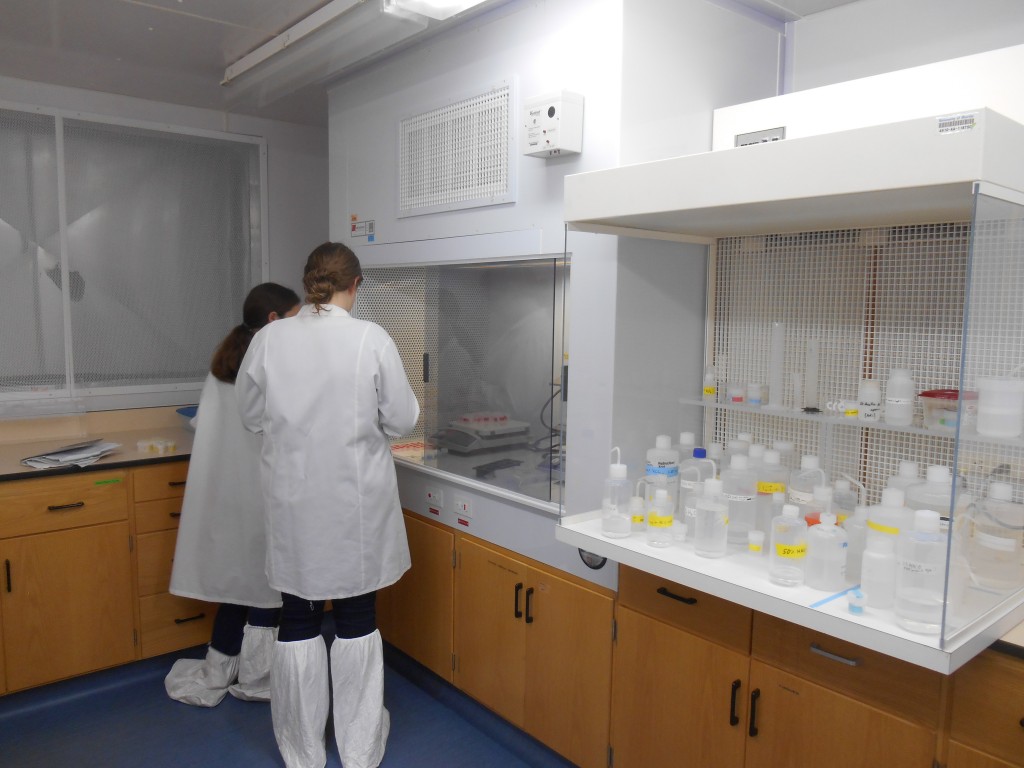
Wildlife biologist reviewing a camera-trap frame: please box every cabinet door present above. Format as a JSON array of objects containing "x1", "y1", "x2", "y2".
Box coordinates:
[
  {"x1": 377, "y1": 513, "x2": 454, "y2": 682},
  {"x1": 523, "y1": 566, "x2": 613, "y2": 768},
  {"x1": 611, "y1": 606, "x2": 749, "y2": 768},
  {"x1": 0, "y1": 522, "x2": 136, "y2": 691},
  {"x1": 745, "y1": 661, "x2": 936, "y2": 768},
  {"x1": 947, "y1": 741, "x2": 1022, "y2": 768},
  {"x1": 950, "y1": 651, "x2": 1024, "y2": 767},
  {"x1": 454, "y1": 537, "x2": 527, "y2": 725}
]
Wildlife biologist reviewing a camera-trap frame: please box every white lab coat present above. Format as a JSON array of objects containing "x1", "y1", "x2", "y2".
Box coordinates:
[
  {"x1": 169, "y1": 373, "x2": 281, "y2": 608},
  {"x1": 236, "y1": 303, "x2": 420, "y2": 601}
]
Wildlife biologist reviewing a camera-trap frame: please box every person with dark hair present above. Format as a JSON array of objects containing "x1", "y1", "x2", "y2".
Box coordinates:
[
  {"x1": 165, "y1": 282, "x2": 301, "y2": 707},
  {"x1": 237, "y1": 243, "x2": 419, "y2": 768}
]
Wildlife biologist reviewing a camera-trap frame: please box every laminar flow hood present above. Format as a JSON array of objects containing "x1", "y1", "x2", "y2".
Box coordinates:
[{"x1": 564, "y1": 108, "x2": 1024, "y2": 240}]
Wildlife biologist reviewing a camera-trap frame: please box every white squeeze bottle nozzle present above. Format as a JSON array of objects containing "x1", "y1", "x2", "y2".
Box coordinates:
[{"x1": 600, "y1": 447, "x2": 632, "y2": 539}]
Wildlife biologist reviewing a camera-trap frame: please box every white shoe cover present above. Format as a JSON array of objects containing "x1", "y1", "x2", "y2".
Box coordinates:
[
  {"x1": 330, "y1": 630, "x2": 389, "y2": 768},
  {"x1": 229, "y1": 624, "x2": 277, "y2": 702},
  {"x1": 164, "y1": 646, "x2": 239, "y2": 707},
  {"x1": 271, "y1": 637, "x2": 329, "y2": 768}
]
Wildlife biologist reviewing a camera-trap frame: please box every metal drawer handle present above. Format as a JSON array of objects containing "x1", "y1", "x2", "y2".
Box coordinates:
[
  {"x1": 168, "y1": 481, "x2": 187, "y2": 488},
  {"x1": 748, "y1": 689, "x2": 760, "y2": 737},
  {"x1": 169, "y1": 511, "x2": 182, "y2": 518},
  {"x1": 809, "y1": 642, "x2": 860, "y2": 667},
  {"x1": 729, "y1": 679, "x2": 741, "y2": 726},
  {"x1": 174, "y1": 612, "x2": 206, "y2": 624},
  {"x1": 47, "y1": 501, "x2": 85, "y2": 512},
  {"x1": 514, "y1": 582, "x2": 524, "y2": 619},
  {"x1": 656, "y1": 586, "x2": 697, "y2": 605},
  {"x1": 525, "y1": 587, "x2": 535, "y2": 624}
]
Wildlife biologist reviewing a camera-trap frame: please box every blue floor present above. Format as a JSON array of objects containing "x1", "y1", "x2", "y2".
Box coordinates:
[{"x1": 0, "y1": 641, "x2": 577, "y2": 768}]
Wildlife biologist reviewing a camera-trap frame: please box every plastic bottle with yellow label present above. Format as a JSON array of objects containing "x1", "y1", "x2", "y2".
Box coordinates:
[{"x1": 769, "y1": 504, "x2": 807, "y2": 586}]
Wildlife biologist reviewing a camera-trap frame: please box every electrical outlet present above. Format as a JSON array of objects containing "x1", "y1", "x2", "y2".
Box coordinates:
[
  {"x1": 453, "y1": 496, "x2": 472, "y2": 518},
  {"x1": 426, "y1": 488, "x2": 444, "y2": 516}
]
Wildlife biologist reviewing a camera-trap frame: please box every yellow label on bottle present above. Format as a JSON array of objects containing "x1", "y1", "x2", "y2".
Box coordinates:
[
  {"x1": 775, "y1": 543, "x2": 807, "y2": 559},
  {"x1": 867, "y1": 519, "x2": 899, "y2": 535},
  {"x1": 844, "y1": 408, "x2": 859, "y2": 417},
  {"x1": 757, "y1": 481, "x2": 786, "y2": 494},
  {"x1": 631, "y1": 514, "x2": 646, "y2": 524},
  {"x1": 648, "y1": 514, "x2": 673, "y2": 528},
  {"x1": 703, "y1": 386, "x2": 716, "y2": 396},
  {"x1": 748, "y1": 543, "x2": 763, "y2": 553}
]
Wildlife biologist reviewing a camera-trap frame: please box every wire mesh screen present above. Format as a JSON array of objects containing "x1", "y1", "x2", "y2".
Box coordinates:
[
  {"x1": 357, "y1": 267, "x2": 429, "y2": 444},
  {"x1": 398, "y1": 81, "x2": 515, "y2": 217},
  {"x1": 62, "y1": 119, "x2": 262, "y2": 390},
  {"x1": 0, "y1": 109, "x2": 64, "y2": 395},
  {"x1": 712, "y1": 224, "x2": 971, "y2": 503}
]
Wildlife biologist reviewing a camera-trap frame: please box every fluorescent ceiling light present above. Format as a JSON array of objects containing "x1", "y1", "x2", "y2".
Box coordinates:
[{"x1": 391, "y1": 0, "x2": 489, "y2": 21}]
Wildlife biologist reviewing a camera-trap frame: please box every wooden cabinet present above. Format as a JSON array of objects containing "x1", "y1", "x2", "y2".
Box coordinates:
[
  {"x1": 454, "y1": 535, "x2": 614, "y2": 768},
  {"x1": 610, "y1": 566, "x2": 752, "y2": 768},
  {"x1": 377, "y1": 511, "x2": 455, "y2": 682},
  {"x1": 0, "y1": 471, "x2": 136, "y2": 692},
  {"x1": 949, "y1": 650, "x2": 1024, "y2": 768},
  {"x1": 609, "y1": 566, "x2": 946, "y2": 768},
  {"x1": 747, "y1": 614, "x2": 942, "y2": 768},
  {"x1": 132, "y1": 461, "x2": 215, "y2": 658}
]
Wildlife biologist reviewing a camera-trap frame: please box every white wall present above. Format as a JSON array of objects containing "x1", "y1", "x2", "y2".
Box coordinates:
[
  {"x1": 788, "y1": 0, "x2": 1024, "y2": 90},
  {"x1": 0, "y1": 74, "x2": 329, "y2": 293},
  {"x1": 327, "y1": 0, "x2": 623, "y2": 259},
  {"x1": 620, "y1": 0, "x2": 783, "y2": 163}
]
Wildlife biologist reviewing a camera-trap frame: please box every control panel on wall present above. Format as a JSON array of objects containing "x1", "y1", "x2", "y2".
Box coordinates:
[{"x1": 522, "y1": 91, "x2": 584, "y2": 157}]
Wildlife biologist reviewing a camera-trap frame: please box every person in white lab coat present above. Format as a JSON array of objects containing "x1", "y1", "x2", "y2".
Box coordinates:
[
  {"x1": 164, "y1": 282, "x2": 300, "y2": 707},
  {"x1": 237, "y1": 242, "x2": 420, "y2": 768}
]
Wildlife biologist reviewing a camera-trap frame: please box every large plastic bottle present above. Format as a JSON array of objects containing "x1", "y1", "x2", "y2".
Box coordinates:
[
  {"x1": 646, "y1": 435, "x2": 680, "y2": 514},
  {"x1": 905, "y1": 465, "x2": 956, "y2": 518},
  {"x1": 894, "y1": 509, "x2": 948, "y2": 634},
  {"x1": 805, "y1": 512, "x2": 849, "y2": 591},
  {"x1": 789, "y1": 455, "x2": 827, "y2": 510},
  {"x1": 867, "y1": 487, "x2": 913, "y2": 546},
  {"x1": 600, "y1": 447, "x2": 632, "y2": 538},
  {"x1": 832, "y1": 479, "x2": 858, "y2": 523},
  {"x1": 747, "y1": 443, "x2": 766, "y2": 470},
  {"x1": 679, "y1": 448, "x2": 717, "y2": 543},
  {"x1": 722, "y1": 454, "x2": 757, "y2": 546},
  {"x1": 629, "y1": 479, "x2": 648, "y2": 534},
  {"x1": 842, "y1": 505, "x2": 870, "y2": 583},
  {"x1": 861, "y1": 536, "x2": 897, "y2": 609},
  {"x1": 887, "y1": 460, "x2": 920, "y2": 493},
  {"x1": 803, "y1": 484, "x2": 833, "y2": 527},
  {"x1": 694, "y1": 478, "x2": 729, "y2": 558},
  {"x1": 884, "y1": 368, "x2": 916, "y2": 426},
  {"x1": 646, "y1": 487, "x2": 674, "y2": 548},
  {"x1": 769, "y1": 504, "x2": 807, "y2": 586},
  {"x1": 756, "y1": 449, "x2": 789, "y2": 532},
  {"x1": 968, "y1": 482, "x2": 1024, "y2": 589},
  {"x1": 772, "y1": 440, "x2": 797, "y2": 470}
]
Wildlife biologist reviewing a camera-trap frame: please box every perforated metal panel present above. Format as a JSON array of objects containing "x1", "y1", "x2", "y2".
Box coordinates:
[
  {"x1": 357, "y1": 267, "x2": 429, "y2": 443},
  {"x1": 711, "y1": 224, "x2": 973, "y2": 503},
  {"x1": 398, "y1": 81, "x2": 516, "y2": 217}
]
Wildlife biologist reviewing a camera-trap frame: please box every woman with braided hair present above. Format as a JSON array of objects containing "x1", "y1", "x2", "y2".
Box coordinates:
[{"x1": 238, "y1": 242, "x2": 419, "y2": 768}]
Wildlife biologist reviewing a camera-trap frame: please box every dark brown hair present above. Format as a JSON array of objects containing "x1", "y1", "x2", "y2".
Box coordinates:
[
  {"x1": 211, "y1": 282, "x2": 300, "y2": 383},
  {"x1": 302, "y1": 241, "x2": 362, "y2": 312}
]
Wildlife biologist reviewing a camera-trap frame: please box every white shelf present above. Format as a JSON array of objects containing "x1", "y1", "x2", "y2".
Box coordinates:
[
  {"x1": 565, "y1": 109, "x2": 1024, "y2": 240},
  {"x1": 557, "y1": 510, "x2": 1024, "y2": 674},
  {"x1": 680, "y1": 398, "x2": 1024, "y2": 449}
]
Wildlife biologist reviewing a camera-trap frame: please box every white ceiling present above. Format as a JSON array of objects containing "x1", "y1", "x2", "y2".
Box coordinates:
[{"x1": 0, "y1": 0, "x2": 865, "y2": 127}]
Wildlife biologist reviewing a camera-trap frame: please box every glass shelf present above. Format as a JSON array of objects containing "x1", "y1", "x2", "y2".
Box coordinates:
[{"x1": 679, "y1": 398, "x2": 1024, "y2": 450}]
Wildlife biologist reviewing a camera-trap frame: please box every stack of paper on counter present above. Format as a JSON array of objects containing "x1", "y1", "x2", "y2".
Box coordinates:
[{"x1": 21, "y1": 438, "x2": 121, "y2": 469}]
